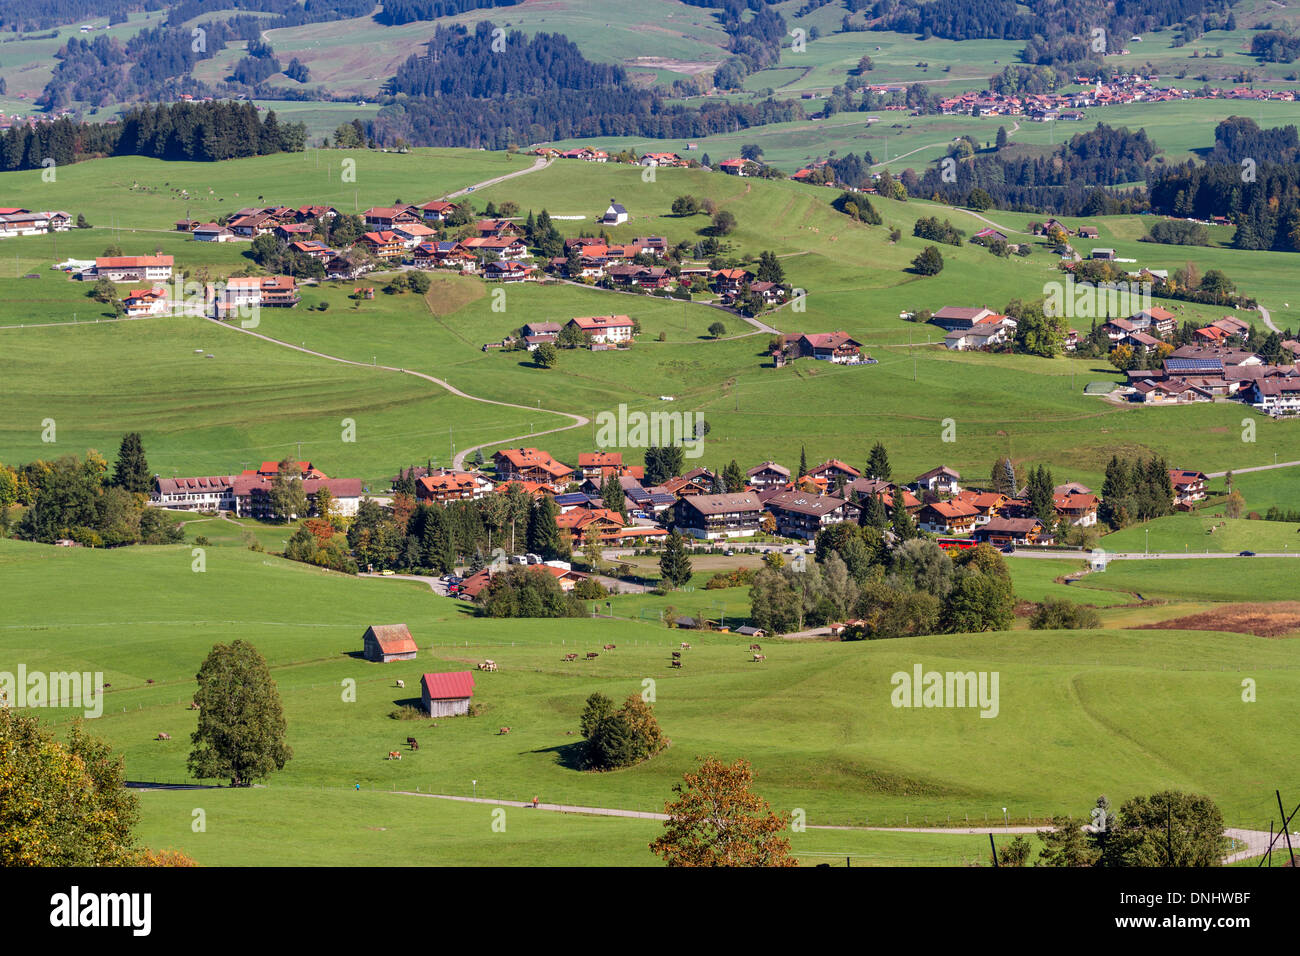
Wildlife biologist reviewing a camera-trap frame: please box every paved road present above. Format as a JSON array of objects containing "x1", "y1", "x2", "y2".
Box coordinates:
[
  {"x1": 444, "y1": 156, "x2": 551, "y2": 199},
  {"x1": 1258, "y1": 302, "x2": 1279, "y2": 334},
  {"x1": 1207, "y1": 459, "x2": 1300, "y2": 478},
  {"x1": 387, "y1": 792, "x2": 1279, "y2": 861},
  {"x1": 200, "y1": 317, "x2": 589, "y2": 473},
  {"x1": 360, "y1": 572, "x2": 449, "y2": 595}
]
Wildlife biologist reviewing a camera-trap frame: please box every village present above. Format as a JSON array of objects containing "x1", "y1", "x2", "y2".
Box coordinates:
[{"x1": 148, "y1": 437, "x2": 1213, "y2": 603}]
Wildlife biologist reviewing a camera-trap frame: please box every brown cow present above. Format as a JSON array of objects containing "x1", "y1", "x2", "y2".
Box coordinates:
[
  {"x1": 406, "y1": 736, "x2": 418, "y2": 750},
  {"x1": 155, "y1": 732, "x2": 171, "y2": 741},
  {"x1": 680, "y1": 642, "x2": 692, "y2": 650},
  {"x1": 752, "y1": 653, "x2": 766, "y2": 662},
  {"x1": 749, "y1": 644, "x2": 761, "y2": 651},
  {"x1": 670, "y1": 660, "x2": 682, "y2": 669},
  {"x1": 563, "y1": 653, "x2": 579, "y2": 662},
  {"x1": 498, "y1": 726, "x2": 511, "y2": 735},
  {"x1": 602, "y1": 644, "x2": 616, "y2": 651},
  {"x1": 585, "y1": 652, "x2": 599, "y2": 660}
]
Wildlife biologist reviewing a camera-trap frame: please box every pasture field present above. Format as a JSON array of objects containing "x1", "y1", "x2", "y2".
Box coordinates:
[
  {"x1": 1070, "y1": 556, "x2": 1300, "y2": 603},
  {"x1": 0, "y1": 313, "x2": 555, "y2": 488},
  {"x1": 1100, "y1": 514, "x2": 1300, "y2": 555},
  {"x1": 3, "y1": 537, "x2": 1296, "y2": 857},
  {"x1": 132, "y1": 786, "x2": 1007, "y2": 866},
  {"x1": 542, "y1": 98, "x2": 1300, "y2": 175}
]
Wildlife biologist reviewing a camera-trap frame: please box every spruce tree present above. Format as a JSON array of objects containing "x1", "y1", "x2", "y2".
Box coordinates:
[
  {"x1": 892, "y1": 502, "x2": 918, "y2": 541},
  {"x1": 526, "y1": 495, "x2": 564, "y2": 560},
  {"x1": 862, "y1": 492, "x2": 889, "y2": 529},
  {"x1": 658, "y1": 531, "x2": 694, "y2": 589},
  {"x1": 723, "y1": 459, "x2": 746, "y2": 493},
  {"x1": 798, "y1": 445, "x2": 808, "y2": 478},
  {"x1": 111, "y1": 432, "x2": 151, "y2": 494},
  {"x1": 866, "y1": 442, "x2": 892, "y2": 481}
]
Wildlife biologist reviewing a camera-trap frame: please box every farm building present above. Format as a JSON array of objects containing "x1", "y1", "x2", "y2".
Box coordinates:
[
  {"x1": 421, "y1": 671, "x2": 475, "y2": 717},
  {"x1": 362, "y1": 624, "x2": 419, "y2": 663}
]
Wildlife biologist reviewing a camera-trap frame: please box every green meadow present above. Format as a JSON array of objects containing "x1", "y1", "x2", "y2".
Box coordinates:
[
  {"x1": 3, "y1": 536, "x2": 1295, "y2": 868},
  {"x1": 1, "y1": 150, "x2": 1296, "y2": 492}
]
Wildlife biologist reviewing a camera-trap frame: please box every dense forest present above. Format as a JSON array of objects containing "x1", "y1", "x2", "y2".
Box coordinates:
[
  {"x1": 912, "y1": 124, "x2": 1157, "y2": 215},
  {"x1": 1147, "y1": 119, "x2": 1300, "y2": 252},
  {"x1": 863, "y1": 0, "x2": 1236, "y2": 67},
  {"x1": 386, "y1": 24, "x2": 626, "y2": 98},
  {"x1": 374, "y1": 20, "x2": 803, "y2": 148},
  {"x1": 371, "y1": 89, "x2": 803, "y2": 149},
  {"x1": 0, "y1": 101, "x2": 303, "y2": 171},
  {"x1": 377, "y1": 0, "x2": 521, "y2": 25}
]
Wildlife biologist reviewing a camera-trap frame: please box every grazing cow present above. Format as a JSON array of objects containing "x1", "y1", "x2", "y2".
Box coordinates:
[
  {"x1": 563, "y1": 653, "x2": 579, "y2": 662},
  {"x1": 586, "y1": 652, "x2": 599, "y2": 660},
  {"x1": 752, "y1": 653, "x2": 766, "y2": 662},
  {"x1": 680, "y1": 642, "x2": 691, "y2": 650},
  {"x1": 670, "y1": 660, "x2": 682, "y2": 669},
  {"x1": 602, "y1": 644, "x2": 616, "y2": 651},
  {"x1": 478, "y1": 660, "x2": 497, "y2": 671},
  {"x1": 395, "y1": 679, "x2": 405, "y2": 689},
  {"x1": 146, "y1": 678, "x2": 155, "y2": 685},
  {"x1": 406, "y1": 736, "x2": 418, "y2": 750},
  {"x1": 187, "y1": 701, "x2": 199, "y2": 710},
  {"x1": 155, "y1": 732, "x2": 171, "y2": 741},
  {"x1": 749, "y1": 644, "x2": 761, "y2": 651},
  {"x1": 498, "y1": 726, "x2": 511, "y2": 735},
  {"x1": 671, "y1": 651, "x2": 681, "y2": 660},
  {"x1": 387, "y1": 750, "x2": 402, "y2": 760}
]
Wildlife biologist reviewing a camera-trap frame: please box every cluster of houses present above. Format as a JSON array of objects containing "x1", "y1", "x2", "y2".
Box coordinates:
[
  {"x1": 149, "y1": 461, "x2": 363, "y2": 519},
  {"x1": 931, "y1": 300, "x2": 1300, "y2": 415},
  {"x1": 1124, "y1": 344, "x2": 1300, "y2": 415},
  {"x1": 669, "y1": 459, "x2": 1207, "y2": 545},
  {"x1": 938, "y1": 74, "x2": 1297, "y2": 119},
  {"x1": 403, "y1": 447, "x2": 1208, "y2": 550},
  {"x1": 70, "y1": 253, "x2": 304, "y2": 319}
]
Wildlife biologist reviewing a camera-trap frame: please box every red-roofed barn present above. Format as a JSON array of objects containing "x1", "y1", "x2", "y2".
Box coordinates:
[
  {"x1": 362, "y1": 624, "x2": 419, "y2": 663},
  {"x1": 421, "y1": 671, "x2": 475, "y2": 717}
]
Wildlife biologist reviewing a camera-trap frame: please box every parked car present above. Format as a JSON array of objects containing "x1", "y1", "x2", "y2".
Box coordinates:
[
  {"x1": 1238, "y1": 550, "x2": 1256, "y2": 557},
  {"x1": 1001, "y1": 545, "x2": 1016, "y2": 554}
]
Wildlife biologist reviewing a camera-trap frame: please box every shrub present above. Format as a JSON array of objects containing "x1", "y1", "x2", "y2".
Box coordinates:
[{"x1": 1029, "y1": 597, "x2": 1102, "y2": 630}]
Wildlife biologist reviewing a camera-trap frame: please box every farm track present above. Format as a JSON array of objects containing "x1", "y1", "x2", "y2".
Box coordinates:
[
  {"x1": 199, "y1": 315, "x2": 589, "y2": 471},
  {"x1": 389, "y1": 791, "x2": 1280, "y2": 861}
]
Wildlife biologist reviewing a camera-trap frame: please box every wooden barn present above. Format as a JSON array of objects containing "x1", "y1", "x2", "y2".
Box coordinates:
[
  {"x1": 421, "y1": 671, "x2": 475, "y2": 717},
  {"x1": 362, "y1": 624, "x2": 419, "y2": 663}
]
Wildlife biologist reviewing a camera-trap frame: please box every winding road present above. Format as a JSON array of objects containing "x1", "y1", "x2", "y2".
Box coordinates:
[{"x1": 444, "y1": 156, "x2": 552, "y2": 199}]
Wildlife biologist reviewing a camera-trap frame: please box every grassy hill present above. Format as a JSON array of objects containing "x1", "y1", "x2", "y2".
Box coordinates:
[
  {"x1": 1, "y1": 149, "x2": 1297, "y2": 501},
  {"x1": 4, "y1": 536, "x2": 1295, "y2": 866}
]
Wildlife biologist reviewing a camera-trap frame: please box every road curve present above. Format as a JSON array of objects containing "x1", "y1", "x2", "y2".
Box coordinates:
[
  {"x1": 201, "y1": 317, "x2": 589, "y2": 473},
  {"x1": 444, "y1": 156, "x2": 551, "y2": 199}
]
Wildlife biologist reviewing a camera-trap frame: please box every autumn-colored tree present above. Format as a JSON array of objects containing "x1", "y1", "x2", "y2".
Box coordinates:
[
  {"x1": 650, "y1": 756, "x2": 796, "y2": 867},
  {"x1": 390, "y1": 491, "x2": 417, "y2": 534},
  {"x1": 0, "y1": 704, "x2": 141, "y2": 866}
]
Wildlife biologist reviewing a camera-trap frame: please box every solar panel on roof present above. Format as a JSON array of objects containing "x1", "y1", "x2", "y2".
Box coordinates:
[{"x1": 1166, "y1": 357, "x2": 1223, "y2": 372}]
